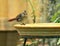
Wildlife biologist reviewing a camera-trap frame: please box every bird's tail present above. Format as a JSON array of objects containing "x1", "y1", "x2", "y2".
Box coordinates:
[{"x1": 8, "y1": 18, "x2": 16, "y2": 22}]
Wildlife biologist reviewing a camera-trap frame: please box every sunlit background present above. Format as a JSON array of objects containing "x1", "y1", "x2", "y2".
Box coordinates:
[
  {"x1": 0, "y1": 0, "x2": 60, "y2": 30},
  {"x1": 0, "y1": 0, "x2": 60, "y2": 46}
]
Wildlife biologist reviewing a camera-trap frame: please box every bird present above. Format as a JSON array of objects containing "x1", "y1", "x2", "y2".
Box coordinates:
[{"x1": 8, "y1": 10, "x2": 27, "y2": 22}]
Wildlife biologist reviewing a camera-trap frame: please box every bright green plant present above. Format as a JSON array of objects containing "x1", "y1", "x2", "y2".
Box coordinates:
[
  {"x1": 50, "y1": 2, "x2": 60, "y2": 23},
  {"x1": 51, "y1": 11, "x2": 60, "y2": 22}
]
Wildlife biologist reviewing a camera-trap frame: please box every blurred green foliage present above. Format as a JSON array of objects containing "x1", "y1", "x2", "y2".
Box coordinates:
[
  {"x1": 51, "y1": 11, "x2": 60, "y2": 22},
  {"x1": 50, "y1": 2, "x2": 60, "y2": 23}
]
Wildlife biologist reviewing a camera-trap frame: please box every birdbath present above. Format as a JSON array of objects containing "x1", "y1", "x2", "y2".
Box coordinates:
[{"x1": 14, "y1": 23, "x2": 60, "y2": 46}]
